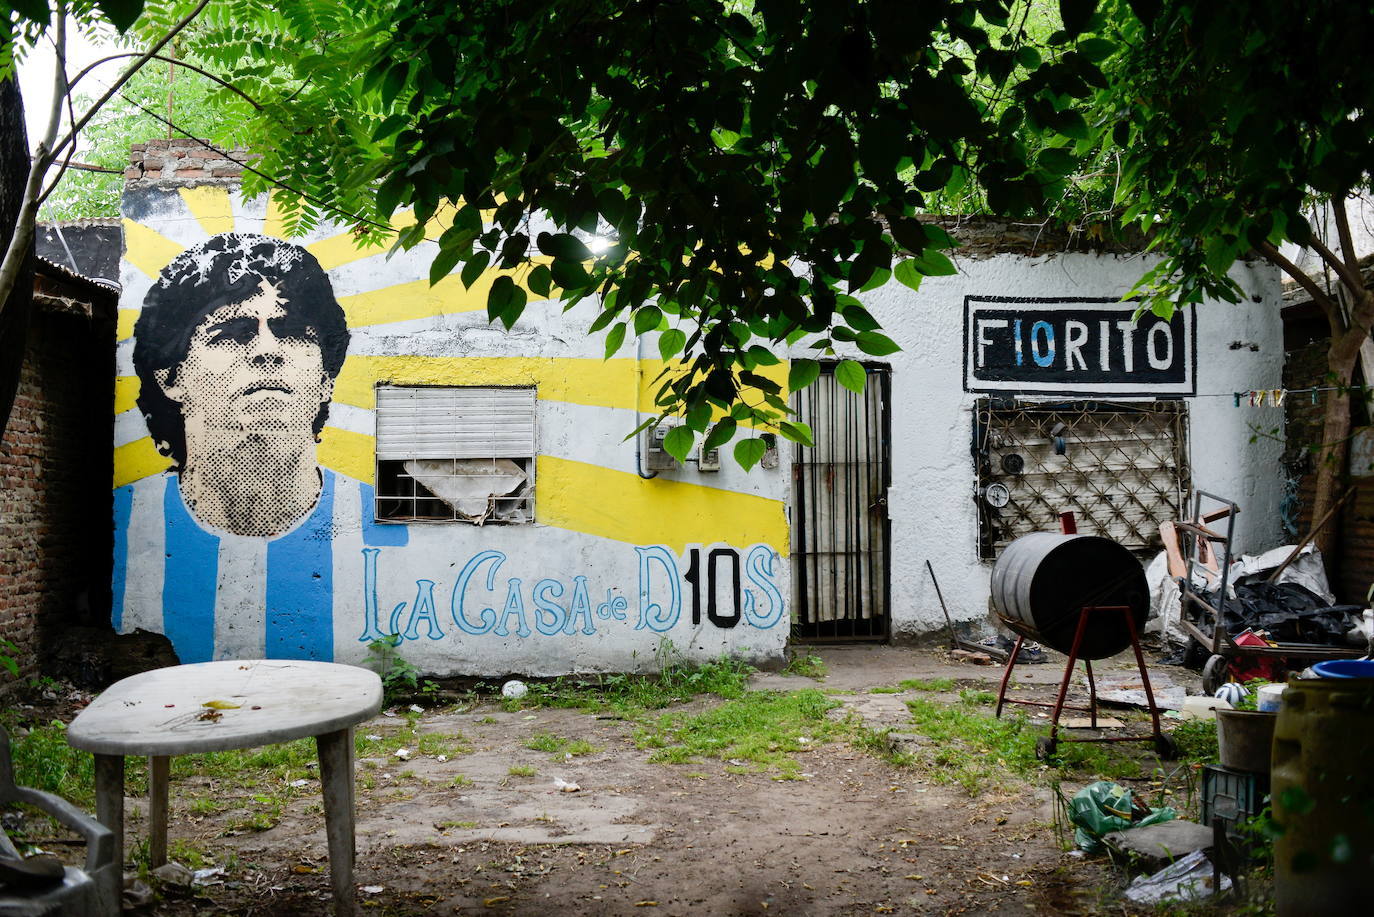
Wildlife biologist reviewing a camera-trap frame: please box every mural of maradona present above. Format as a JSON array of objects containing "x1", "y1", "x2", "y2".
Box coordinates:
[{"x1": 113, "y1": 233, "x2": 405, "y2": 664}]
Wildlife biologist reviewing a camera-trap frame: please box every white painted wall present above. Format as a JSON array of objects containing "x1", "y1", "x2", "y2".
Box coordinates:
[{"x1": 827, "y1": 250, "x2": 1285, "y2": 638}]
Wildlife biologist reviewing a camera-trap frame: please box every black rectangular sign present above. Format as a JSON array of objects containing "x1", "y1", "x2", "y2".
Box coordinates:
[{"x1": 963, "y1": 296, "x2": 1195, "y2": 396}]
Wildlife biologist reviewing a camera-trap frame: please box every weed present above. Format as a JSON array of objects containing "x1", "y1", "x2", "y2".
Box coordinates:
[
  {"x1": 782, "y1": 652, "x2": 828, "y2": 679},
  {"x1": 508, "y1": 765, "x2": 537, "y2": 777},
  {"x1": 448, "y1": 775, "x2": 474, "y2": 788},
  {"x1": 524, "y1": 733, "x2": 564, "y2": 753},
  {"x1": 634, "y1": 689, "x2": 844, "y2": 778},
  {"x1": 5, "y1": 720, "x2": 96, "y2": 808},
  {"x1": 1170, "y1": 718, "x2": 1219, "y2": 764},
  {"x1": 521, "y1": 732, "x2": 599, "y2": 759},
  {"x1": 868, "y1": 685, "x2": 904, "y2": 694},
  {"x1": 439, "y1": 820, "x2": 479, "y2": 830},
  {"x1": 0, "y1": 638, "x2": 17, "y2": 680},
  {"x1": 900, "y1": 678, "x2": 955, "y2": 692},
  {"x1": 498, "y1": 653, "x2": 752, "y2": 717},
  {"x1": 364, "y1": 634, "x2": 441, "y2": 705}
]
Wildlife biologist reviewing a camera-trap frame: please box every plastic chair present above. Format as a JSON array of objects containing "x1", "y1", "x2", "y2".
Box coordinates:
[{"x1": 0, "y1": 725, "x2": 118, "y2": 916}]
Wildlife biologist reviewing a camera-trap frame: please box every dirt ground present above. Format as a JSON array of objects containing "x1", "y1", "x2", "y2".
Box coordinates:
[{"x1": 24, "y1": 645, "x2": 1210, "y2": 915}]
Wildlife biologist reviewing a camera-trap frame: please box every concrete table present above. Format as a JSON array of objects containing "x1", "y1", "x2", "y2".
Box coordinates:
[{"x1": 67, "y1": 660, "x2": 382, "y2": 915}]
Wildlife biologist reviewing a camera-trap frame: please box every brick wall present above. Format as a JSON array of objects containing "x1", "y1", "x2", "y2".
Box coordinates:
[
  {"x1": 125, "y1": 138, "x2": 248, "y2": 183},
  {"x1": 0, "y1": 278, "x2": 115, "y2": 686}
]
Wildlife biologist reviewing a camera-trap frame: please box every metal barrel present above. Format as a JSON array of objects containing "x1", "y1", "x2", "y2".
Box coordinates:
[{"x1": 989, "y1": 532, "x2": 1148, "y2": 659}]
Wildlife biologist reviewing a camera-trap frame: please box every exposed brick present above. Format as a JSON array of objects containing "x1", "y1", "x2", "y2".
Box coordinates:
[
  {"x1": 124, "y1": 167, "x2": 142, "y2": 179},
  {"x1": 143, "y1": 157, "x2": 164, "y2": 170},
  {"x1": 177, "y1": 168, "x2": 209, "y2": 178},
  {"x1": 210, "y1": 166, "x2": 243, "y2": 177},
  {"x1": 0, "y1": 296, "x2": 115, "y2": 687}
]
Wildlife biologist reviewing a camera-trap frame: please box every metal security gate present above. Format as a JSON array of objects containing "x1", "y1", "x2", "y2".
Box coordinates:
[
  {"x1": 973, "y1": 399, "x2": 1190, "y2": 558},
  {"x1": 791, "y1": 364, "x2": 891, "y2": 642}
]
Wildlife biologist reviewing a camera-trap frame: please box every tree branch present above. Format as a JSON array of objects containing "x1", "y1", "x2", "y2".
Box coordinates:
[
  {"x1": 1306, "y1": 231, "x2": 1367, "y2": 299},
  {"x1": 67, "y1": 52, "x2": 265, "y2": 111},
  {"x1": 1257, "y1": 239, "x2": 1346, "y2": 337},
  {"x1": 49, "y1": 0, "x2": 213, "y2": 160},
  {"x1": 1332, "y1": 195, "x2": 1364, "y2": 284}
]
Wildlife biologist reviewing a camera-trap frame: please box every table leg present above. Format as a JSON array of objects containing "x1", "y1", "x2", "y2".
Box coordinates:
[
  {"x1": 149, "y1": 755, "x2": 171, "y2": 867},
  {"x1": 317, "y1": 727, "x2": 357, "y2": 917},
  {"x1": 93, "y1": 753, "x2": 124, "y2": 905}
]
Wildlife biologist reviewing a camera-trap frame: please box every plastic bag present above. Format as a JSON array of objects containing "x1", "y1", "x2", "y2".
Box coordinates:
[
  {"x1": 1123, "y1": 849, "x2": 1231, "y2": 903},
  {"x1": 1068, "y1": 781, "x2": 1177, "y2": 852}
]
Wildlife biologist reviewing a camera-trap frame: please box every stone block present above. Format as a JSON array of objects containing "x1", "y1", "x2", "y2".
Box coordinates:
[{"x1": 1103, "y1": 820, "x2": 1214, "y2": 873}]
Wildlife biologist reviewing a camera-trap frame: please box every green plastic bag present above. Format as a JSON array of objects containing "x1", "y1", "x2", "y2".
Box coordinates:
[{"x1": 1069, "y1": 781, "x2": 1177, "y2": 852}]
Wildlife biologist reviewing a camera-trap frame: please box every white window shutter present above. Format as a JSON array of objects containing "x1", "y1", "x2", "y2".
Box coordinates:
[{"x1": 375, "y1": 387, "x2": 536, "y2": 459}]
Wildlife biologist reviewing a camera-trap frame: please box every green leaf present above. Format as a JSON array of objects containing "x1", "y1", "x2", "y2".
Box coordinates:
[
  {"x1": 1076, "y1": 38, "x2": 1114, "y2": 62},
  {"x1": 907, "y1": 250, "x2": 958, "y2": 277},
  {"x1": 527, "y1": 263, "x2": 552, "y2": 297},
  {"x1": 663, "y1": 425, "x2": 695, "y2": 463},
  {"x1": 686, "y1": 400, "x2": 712, "y2": 432},
  {"x1": 835, "y1": 360, "x2": 867, "y2": 393},
  {"x1": 841, "y1": 304, "x2": 881, "y2": 332},
  {"x1": 703, "y1": 417, "x2": 738, "y2": 452},
  {"x1": 658, "y1": 328, "x2": 687, "y2": 360},
  {"x1": 745, "y1": 345, "x2": 781, "y2": 366},
  {"x1": 634, "y1": 305, "x2": 663, "y2": 335},
  {"x1": 536, "y1": 232, "x2": 592, "y2": 261},
  {"x1": 429, "y1": 246, "x2": 464, "y2": 285},
  {"x1": 1059, "y1": 0, "x2": 1098, "y2": 37},
  {"x1": 486, "y1": 274, "x2": 516, "y2": 321},
  {"x1": 778, "y1": 421, "x2": 814, "y2": 447},
  {"x1": 788, "y1": 359, "x2": 821, "y2": 392},
  {"x1": 858, "y1": 266, "x2": 892, "y2": 293},
  {"x1": 893, "y1": 259, "x2": 924, "y2": 292},
  {"x1": 460, "y1": 251, "x2": 490, "y2": 289},
  {"x1": 95, "y1": 0, "x2": 144, "y2": 31},
  {"x1": 733, "y1": 437, "x2": 768, "y2": 471},
  {"x1": 604, "y1": 322, "x2": 626, "y2": 358},
  {"x1": 856, "y1": 331, "x2": 901, "y2": 356},
  {"x1": 1037, "y1": 147, "x2": 1078, "y2": 177}
]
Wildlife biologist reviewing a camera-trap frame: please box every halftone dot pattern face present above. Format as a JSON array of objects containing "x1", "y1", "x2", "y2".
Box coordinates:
[
  {"x1": 134, "y1": 234, "x2": 349, "y2": 537},
  {"x1": 159, "y1": 279, "x2": 332, "y2": 448}
]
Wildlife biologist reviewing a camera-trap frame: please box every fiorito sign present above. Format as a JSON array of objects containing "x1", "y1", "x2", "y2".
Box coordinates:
[{"x1": 963, "y1": 296, "x2": 1195, "y2": 396}]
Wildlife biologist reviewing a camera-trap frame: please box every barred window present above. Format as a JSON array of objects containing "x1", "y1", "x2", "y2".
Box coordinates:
[
  {"x1": 374, "y1": 386, "x2": 535, "y2": 524},
  {"x1": 973, "y1": 399, "x2": 1189, "y2": 558}
]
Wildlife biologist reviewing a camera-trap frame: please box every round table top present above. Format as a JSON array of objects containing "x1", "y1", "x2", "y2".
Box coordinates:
[{"x1": 67, "y1": 660, "x2": 383, "y2": 756}]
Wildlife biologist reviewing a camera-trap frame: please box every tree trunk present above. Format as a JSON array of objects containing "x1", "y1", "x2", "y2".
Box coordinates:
[
  {"x1": 1311, "y1": 288, "x2": 1374, "y2": 561},
  {"x1": 0, "y1": 76, "x2": 33, "y2": 434}
]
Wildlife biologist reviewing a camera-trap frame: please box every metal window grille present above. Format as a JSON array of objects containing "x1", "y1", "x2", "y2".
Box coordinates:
[
  {"x1": 973, "y1": 399, "x2": 1190, "y2": 558},
  {"x1": 374, "y1": 386, "x2": 536, "y2": 524}
]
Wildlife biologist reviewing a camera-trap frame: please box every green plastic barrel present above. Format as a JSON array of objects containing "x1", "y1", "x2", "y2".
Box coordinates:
[{"x1": 1272, "y1": 676, "x2": 1374, "y2": 915}]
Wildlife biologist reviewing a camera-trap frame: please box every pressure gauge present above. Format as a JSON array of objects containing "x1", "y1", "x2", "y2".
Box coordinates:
[{"x1": 983, "y1": 482, "x2": 1011, "y2": 508}]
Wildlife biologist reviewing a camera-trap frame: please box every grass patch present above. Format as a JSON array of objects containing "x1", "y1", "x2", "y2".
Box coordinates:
[
  {"x1": 901, "y1": 678, "x2": 955, "y2": 692},
  {"x1": 523, "y1": 732, "x2": 601, "y2": 759},
  {"x1": 4, "y1": 720, "x2": 96, "y2": 808},
  {"x1": 634, "y1": 689, "x2": 845, "y2": 778},
  {"x1": 508, "y1": 765, "x2": 537, "y2": 777},
  {"x1": 1170, "y1": 718, "x2": 1219, "y2": 764},
  {"x1": 498, "y1": 651, "x2": 752, "y2": 717},
  {"x1": 782, "y1": 652, "x2": 828, "y2": 679},
  {"x1": 448, "y1": 774, "x2": 474, "y2": 788}
]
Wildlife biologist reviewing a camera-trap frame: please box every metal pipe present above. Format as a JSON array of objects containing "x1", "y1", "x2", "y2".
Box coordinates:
[{"x1": 634, "y1": 334, "x2": 657, "y2": 479}]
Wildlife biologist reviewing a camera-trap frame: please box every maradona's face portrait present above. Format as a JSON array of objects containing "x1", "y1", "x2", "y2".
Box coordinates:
[
  {"x1": 157, "y1": 278, "x2": 333, "y2": 447},
  {"x1": 133, "y1": 233, "x2": 350, "y2": 537}
]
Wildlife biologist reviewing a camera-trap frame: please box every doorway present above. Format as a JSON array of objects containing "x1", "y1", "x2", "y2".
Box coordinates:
[{"x1": 791, "y1": 363, "x2": 891, "y2": 642}]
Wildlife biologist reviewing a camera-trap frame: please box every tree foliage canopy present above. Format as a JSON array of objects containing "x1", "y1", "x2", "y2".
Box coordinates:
[
  {"x1": 1096, "y1": 0, "x2": 1374, "y2": 309},
  {"x1": 141, "y1": 0, "x2": 1114, "y2": 463}
]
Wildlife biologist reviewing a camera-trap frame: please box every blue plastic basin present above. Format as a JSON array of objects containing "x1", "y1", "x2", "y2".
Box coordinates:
[{"x1": 1312, "y1": 659, "x2": 1374, "y2": 679}]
